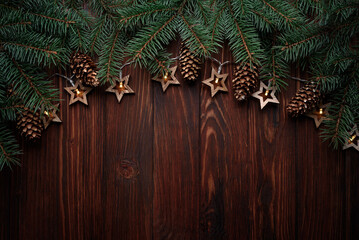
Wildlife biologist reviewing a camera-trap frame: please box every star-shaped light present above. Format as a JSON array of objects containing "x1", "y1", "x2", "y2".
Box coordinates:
[
  {"x1": 152, "y1": 66, "x2": 180, "y2": 92},
  {"x1": 106, "y1": 75, "x2": 134, "y2": 103},
  {"x1": 42, "y1": 103, "x2": 62, "y2": 129},
  {"x1": 64, "y1": 81, "x2": 92, "y2": 105},
  {"x1": 343, "y1": 124, "x2": 359, "y2": 152},
  {"x1": 251, "y1": 81, "x2": 279, "y2": 109},
  {"x1": 305, "y1": 103, "x2": 331, "y2": 128},
  {"x1": 202, "y1": 67, "x2": 228, "y2": 97}
]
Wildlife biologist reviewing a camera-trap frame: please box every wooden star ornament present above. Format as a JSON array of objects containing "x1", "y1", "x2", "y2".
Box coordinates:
[
  {"x1": 42, "y1": 103, "x2": 62, "y2": 129},
  {"x1": 251, "y1": 81, "x2": 279, "y2": 109},
  {"x1": 305, "y1": 103, "x2": 331, "y2": 128},
  {"x1": 202, "y1": 67, "x2": 228, "y2": 97},
  {"x1": 343, "y1": 124, "x2": 359, "y2": 152},
  {"x1": 64, "y1": 81, "x2": 92, "y2": 105},
  {"x1": 106, "y1": 75, "x2": 134, "y2": 103},
  {"x1": 152, "y1": 66, "x2": 180, "y2": 92}
]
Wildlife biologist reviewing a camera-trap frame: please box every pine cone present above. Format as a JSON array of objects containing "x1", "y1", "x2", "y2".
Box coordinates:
[
  {"x1": 70, "y1": 52, "x2": 99, "y2": 87},
  {"x1": 286, "y1": 82, "x2": 321, "y2": 117},
  {"x1": 233, "y1": 63, "x2": 259, "y2": 101},
  {"x1": 179, "y1": 42, "x2": 201, "y2": 82},
  {"x1": 17, "y1": 107, "x2": 43, "y2": 140}
]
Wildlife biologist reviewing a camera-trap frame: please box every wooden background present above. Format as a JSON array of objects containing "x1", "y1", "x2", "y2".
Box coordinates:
[{"x1": 0, "y1": 41, "x2": 358, "y2": 240}]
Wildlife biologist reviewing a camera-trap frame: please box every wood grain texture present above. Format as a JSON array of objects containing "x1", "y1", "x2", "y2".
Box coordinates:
[
  {"x1": 296, "y1": 70, "x2": 346, "y2": 240},
  {"x1": 0, "y1": 169, "x2": 10, "y2": 240},
  {"x1": 153, "y1": 41, "x2": 200, "y2": 240},
  {"x1": 200, "y1": 46, "x2": 251, "y2": 239},
  {"x1": 1, "y1": 41, "x2": 359, "y2": 240}
]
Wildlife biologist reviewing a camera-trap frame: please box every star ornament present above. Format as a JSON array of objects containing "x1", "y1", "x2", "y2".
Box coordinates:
[
  {"x1": 64, "y1": 81, "x2": 92, "y2": 105},
  {"x1": 305, "y1": 103, "x2": 331, "y2": 128},
  {"x1": 251, "y1": 81, "x2": 279, "y2": 109},
  {"x1": 106, "y1": 75, "x2": 134, "y2": 103},
  {"x1": 42, "y1": 103, "x2": 62, "y2": 129},
  {"x1": 343, "y1": 124, "x2": 359, "y2": 152},
  {"x1": 152, "y1": 66, "x2": 180, "y2": 92},
  {"x1": 202, "y1": 67, "x2": 228, "y2": 97}
]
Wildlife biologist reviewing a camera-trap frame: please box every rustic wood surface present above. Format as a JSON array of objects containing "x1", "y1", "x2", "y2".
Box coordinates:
[{"x1": 0, "y1": 42, "x2": 358, "y2": 240}]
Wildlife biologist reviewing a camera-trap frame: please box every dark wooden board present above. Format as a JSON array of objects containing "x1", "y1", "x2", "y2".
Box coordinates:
[
  {"x1": 153, "y1": 41, "x2": 200, "y2": 239},
  {"x1": 296, "y1": 71, "x2": 346, "y2": 240},
  {"x1": 199, "y1": 46, "x2": 252, "y2": 239},
  {"x1": 102, "y1": 66, "x2": 153, "y2": 240},
  {"x1": 1, "y1": 41, "x2": 359, "y2": 240},
  {"x1": 0, "y1": 169, "x2": 11, "y2": 240}
]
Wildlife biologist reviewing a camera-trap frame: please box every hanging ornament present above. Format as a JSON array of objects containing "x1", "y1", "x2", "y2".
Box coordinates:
[
  {"x1": 42, "y1": 103, "x2": 62, "y2": 129},
  {"x1": 286, "y1": 81, "x2": 321, "y2": 117},
  {"x1": 106, "y1": 74, "x2": 134, "y2": 103},
  {"x1": 70, "y1": 52, "x2": 99, "y2": 87},
  {"x1": 343, "y1": 124, "x2": 359, "y2": 152},
  {"x1": 233, "y1": 63, "x2": 259, "y2": 101},
  {"x1": 16, "y1": 107, "x2": 43, "y2": 140},
  {"x1": 152, "y1": 66, "x2": 180, "y2": 92},
  {"x1": 305, "y1": 103, "x2": 330, "y2": 128},
  {"x1": 251, "y1": 81, "x2": 279, "y2": 109},
  {"x1": 64, "y1": 81, "x2": 92, "y2": 105},
  {"x1": 202, "y1": 66, "x2": 228, "y2": 97},
  {"x1": 179, "y1": 42, "x2": 201, "y2": 82}
]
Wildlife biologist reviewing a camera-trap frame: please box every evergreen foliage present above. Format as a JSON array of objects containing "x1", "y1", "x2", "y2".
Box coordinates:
[
  {"x1": 0, "y1": 0, "x2": 89, "y2": 169},
  {"x1": 0, "y1": 0, "x2": 358, "y2": 170}
]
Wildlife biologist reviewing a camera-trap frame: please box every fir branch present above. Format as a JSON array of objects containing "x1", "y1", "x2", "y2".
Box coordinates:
[
  {"x1": 0, "y1": 125, "x2": 21, "y2": 171},
  {"x1": 106, "y1": 31, "x2": 120, "y2": 82},
  {"x1": 197, "y1": 1, "x2": 208, "y2": 24},
  {"x1": 210, "y1": 5, "x2": 226, "y2": 43},
  {"x1": 0, "y1": 21, "x2": 31, "y2": 29},
  {"x1": 29, "y1": 12, "x2": 76, "y2": 25},
  {"x1": 10, "y1": 57, "x2": 52, "y2": 107},
  {"x1": 119, "y1": 7, "x2": 177, "y2": 25},
  {"x1": 262, "y1": 0, "x2": 294, "y2": 23},
  {"x1": 179, "y1": 14, "x2": 208, "y2": 55},
  {"x1": 251, "y1": 10, "x2": 272, "y2": 26},
  {"x1": 331, "y1": 85, "x2": 349, "y2": 143},
  {"x1": 132, "y1": 14, "x2": 176, "y2": 61},
  {"x1": 281, "y1": 33, "x2": 322, "y2": 51},
  {"x1": 89, "y1": 17, "x2": 106, "y2": 53},
  {"x1": 228, "y1": 2, "x2": 256, "y2": 62},
  {"x1": 154, "y1": 57, "x2": 167, "y2": 72},
  {"x1": 2, "y1": 42, "x2": 57, "y2": 56}
]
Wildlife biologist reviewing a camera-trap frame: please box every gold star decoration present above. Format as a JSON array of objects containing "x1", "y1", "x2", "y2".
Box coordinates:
[
  {"x1": 343, "y1": 124, "x2": 359, "y2": 152},
  {"x1": 202, "y1": 67, "x2": 228, "y2": 97},
  {"x1": 42, "y1": 103, "x2": 62, "y2": 129},
  {"x1": 152, "y1": 66, "x2": 180, "y2": 92},
  {"x1": 106, "y1": 75, "x2": 135, "y2": 103},
  {"x1": 305, "y1": 103, "x2": 331, "y2": 128},
  {"x1": 251, "y1": 81, "x2": 279, "y2": 109},
  {"x1": 64, "y1": 81, "x2": 92, "y2": 105}
]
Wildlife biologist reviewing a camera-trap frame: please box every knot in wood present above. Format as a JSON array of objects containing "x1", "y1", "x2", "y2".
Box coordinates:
[{"x1": 119, "y1": 159, "x2": 139, "y2": 179}]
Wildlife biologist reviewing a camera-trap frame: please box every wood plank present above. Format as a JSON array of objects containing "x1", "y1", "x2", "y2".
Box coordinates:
[
  {"x1": 102, "y1": 66, "x2": 153, "y2": 240},
  {"x1": 76, "y1": 78, "x2": 105, "y2": 240},
  {"x1": 0, "y1": 168, "x2": 11, "y2": 240},
  {"x1": 296, "y1": 70, "x2": 346, "y2": 240},
  {"x1": 246, "y1": 67, "x2": 297, "y2": 239},
  {"x1": 18, "y1": 116, "x2": 61, "y2": 239},
  {"x1": 199, "y1": 45, "x2": 252, "y2": 239},
  {"x1": 153, "y1": 42, "x2": 200, "y2": 239},
  {"x1": 1, "y1": 39, "x2": 359, "y2": 240},
  {"x1": 346, "y1": 149, "x2": 359, "y2": 239}
]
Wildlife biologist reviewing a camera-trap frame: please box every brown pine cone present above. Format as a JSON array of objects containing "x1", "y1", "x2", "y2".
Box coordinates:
[
  {"x1": 179, "y1": 42, "x2": 201, "y2": 82},
  {"x1": 70, "y1": 52, "x2": 99, "y2": 87},
  {"x1": 16, "y1": 107, "x2": 43, "y2": 140},
  {"x1": 286, "y1": 81, "x2": 321, "y2": 117},
  {"x1": 233, "y1": 63, "x2": 259, "y2": 101}
]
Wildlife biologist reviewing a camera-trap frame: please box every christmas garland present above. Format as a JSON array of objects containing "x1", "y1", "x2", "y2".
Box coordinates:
[{"x1": 0, "y1": 0, "x2": 358, "y2": 170}]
